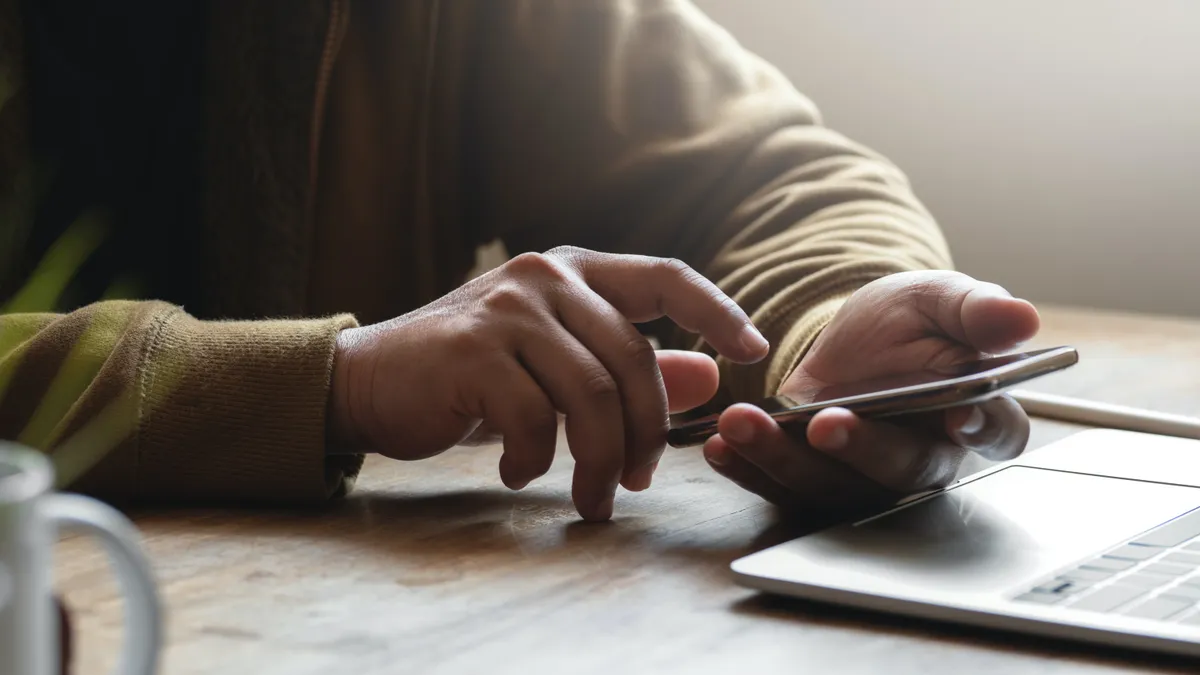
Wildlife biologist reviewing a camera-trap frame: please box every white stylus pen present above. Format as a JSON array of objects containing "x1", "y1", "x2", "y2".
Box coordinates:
[{"x1": 1009, "y1": 389, "x2": 1200, "y2": 441}]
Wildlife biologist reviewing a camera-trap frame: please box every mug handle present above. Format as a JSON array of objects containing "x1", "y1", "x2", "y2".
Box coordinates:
[{"x1": 43, "y1": 494, "x2": 163, "y2": 675}]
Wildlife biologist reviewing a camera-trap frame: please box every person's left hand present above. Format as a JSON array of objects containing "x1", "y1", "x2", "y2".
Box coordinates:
[{"x1": 703, "y1": 270, "x2": 1041, "y2": 521}]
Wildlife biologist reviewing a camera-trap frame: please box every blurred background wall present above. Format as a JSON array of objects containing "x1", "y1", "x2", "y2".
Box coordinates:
[{"x1": 693, "y1": 0, "x2": 1200, "y2": 316}]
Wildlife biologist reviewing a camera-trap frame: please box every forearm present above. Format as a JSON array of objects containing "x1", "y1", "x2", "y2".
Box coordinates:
[{"x1": 691, "y1": 129, "x2": 953, "y2": 401}]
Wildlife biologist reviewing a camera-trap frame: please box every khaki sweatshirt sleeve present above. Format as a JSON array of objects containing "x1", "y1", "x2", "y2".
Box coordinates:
[
  {"x1": 0, "y1": 301, "x2": 361, "y2": 505},
  {"x1": 454, "y1": 0, "x2": 953, "y2": 401}
]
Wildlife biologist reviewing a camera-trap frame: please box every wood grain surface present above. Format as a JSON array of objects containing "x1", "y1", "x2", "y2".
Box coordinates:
[{"x1": 55, "y1": 305, "x2": 1200, "y2": 674}]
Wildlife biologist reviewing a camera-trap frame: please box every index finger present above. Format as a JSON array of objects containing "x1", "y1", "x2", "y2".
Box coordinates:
[{"x1": 551, "y1": 247, "x2": 769, "y2": 364}]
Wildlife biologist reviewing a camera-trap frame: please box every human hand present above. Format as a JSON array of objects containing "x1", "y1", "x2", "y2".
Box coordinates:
[
  {"x1": 328, "y1": 247, "x2": 768, "y2": 521},
  {"x1": 703, "y1": 271, "x2": 1041, "y2": 520}
]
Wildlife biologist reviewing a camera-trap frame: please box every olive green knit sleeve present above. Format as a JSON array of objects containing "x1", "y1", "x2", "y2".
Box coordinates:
[
  {"x1": 0, "y1": 301, "x2": 361, "y2": 505},
  {"x1": 452, "y1": 0, "x2": 952, "y2": 401}
]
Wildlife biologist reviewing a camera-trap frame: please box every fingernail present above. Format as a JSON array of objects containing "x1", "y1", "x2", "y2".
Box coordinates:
[
  {"x1": 739, "y1": 324, "x2": 769, "y2": 355},
  {"x1": 817, "y1": 424, "x2": 849, "y2": 452},
  {"x1": 625, "y1": 460, "x2": 658, "y2": 492},
  {"x1": 959, "y1": 406, "x2": 986, "y2": 436},
  {"x1": 724, "y1": 416, "x2": 755, "y2": 445},
  {"x1": 1015, "y1": 297, "x2": 1039, "y2": 314},
  {"x1": 705, "y1": 447, "x2": 730, "y2": 467}
]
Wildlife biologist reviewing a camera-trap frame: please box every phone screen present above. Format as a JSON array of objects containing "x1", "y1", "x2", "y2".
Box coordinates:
[{"x1": 668, "y1": 347, "x2": 1077, "y2": 446}]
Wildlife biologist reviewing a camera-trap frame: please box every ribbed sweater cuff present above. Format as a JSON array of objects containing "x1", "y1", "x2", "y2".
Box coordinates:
[
  {"x1": 133, "y1": 310, "x2": 362, "y2": 505},
  {"x1": 763, "y1": 294, "x2": 850, "y2": 396}
]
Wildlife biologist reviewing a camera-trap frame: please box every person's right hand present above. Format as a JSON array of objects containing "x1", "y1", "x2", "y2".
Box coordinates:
[{"x1": 327, "y1": 246, "x2": 769, "y2": 521}]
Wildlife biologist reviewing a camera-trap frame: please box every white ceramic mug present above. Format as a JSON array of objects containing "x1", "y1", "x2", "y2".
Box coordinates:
[{"x1": 0, "y1": 442, "x2": 162, "y2": 675}]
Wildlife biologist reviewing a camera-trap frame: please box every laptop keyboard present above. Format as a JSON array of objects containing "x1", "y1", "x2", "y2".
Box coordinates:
[{"x1": 1014, "y1": 506, "x2": 1200, "y2": 625}]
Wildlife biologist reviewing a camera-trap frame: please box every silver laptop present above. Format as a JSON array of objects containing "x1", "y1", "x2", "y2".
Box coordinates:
[{"x1": 732, "y1": 429, "x2": 1200, "y2": 657}]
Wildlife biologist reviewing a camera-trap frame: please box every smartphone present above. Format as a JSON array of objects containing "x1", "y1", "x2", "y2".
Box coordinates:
[{"x1": 666, "y1": 345, "x2": 1079, "y2": 447}]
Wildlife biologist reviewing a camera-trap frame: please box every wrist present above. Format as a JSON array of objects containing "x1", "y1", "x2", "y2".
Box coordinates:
[
  {"x1": 770, "y1": 295, "x2": 849, "y2": 395},
  {"x1": 327, "y1": 327, "x2": 370, "y2": 454}
]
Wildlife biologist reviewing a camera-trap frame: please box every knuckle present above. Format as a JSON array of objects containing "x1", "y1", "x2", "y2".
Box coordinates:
[
  {"x1": 483, "y1": 283, "x2": 533, "y2": 314},
  {"x1": 904, "y1": 269, "x2": 969, "y2": 289},
  {"x1": 658, "y1": 256, "x2": 693, "y2": 278},
  {"x1": 579, "y1": 367, "x2": 620, "y2": 404},
  {"x1": 914, "y1": 271, "x2": 975, "y2": 309},
  {"x1": 715, "y1": 291, "x2": 743, "y2": 319},
  {"x1": 545, "y1": 245, "x2": 582, "y2": 258},
  {"x1": 659, "y1": 257, "x2": 711, "y2": 293},
  {"x1": 656, "y1": 257, "x2": 739, "y2": 313},
  {"x1": 544, "y1": 246, "x2": 590, "y2": 270},
  {"x1": 623, "y1": 335, "x2": 660, "y2": 374},
  {"x1": 507, "y1": 251, "x2": 567, "y2": 281}
]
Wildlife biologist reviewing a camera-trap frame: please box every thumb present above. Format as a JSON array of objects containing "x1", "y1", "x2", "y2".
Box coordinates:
[
  {"x1": 916, "y1": 273, "x2": 1041, "y2": 353},
  {"x1": 656, "y1": 350, "x2": 719, "y2": 413}
]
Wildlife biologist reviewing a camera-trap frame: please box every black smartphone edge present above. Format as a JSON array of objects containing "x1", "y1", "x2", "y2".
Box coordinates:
[{"x1": 666, "y1": 346, "x2": 1079, "y2": 448}]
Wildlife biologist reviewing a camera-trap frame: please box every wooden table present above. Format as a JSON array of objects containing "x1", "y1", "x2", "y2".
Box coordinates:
[{"x1": 57, "y1": 306, "x2": 1200, "y2": 675}]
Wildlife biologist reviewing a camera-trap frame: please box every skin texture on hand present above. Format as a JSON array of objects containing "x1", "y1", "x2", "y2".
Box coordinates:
[
  {"x1": 328, "y1": 246, "x2": 764, "y2": 521},
  {"x1": 703, "y1": 270, "x2": 1041, "y2": 523}
]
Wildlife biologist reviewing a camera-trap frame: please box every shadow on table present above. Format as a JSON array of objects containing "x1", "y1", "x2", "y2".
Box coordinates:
[
  {"x1": 133, "y1": 490, "x2": 1195, "y2": 672},
  {"x1": 133, "y1": 484, "x2": 805, "y2": 577},
  {"x1": 128, "y1": 486, "x2": 959, "y2": 583}
]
